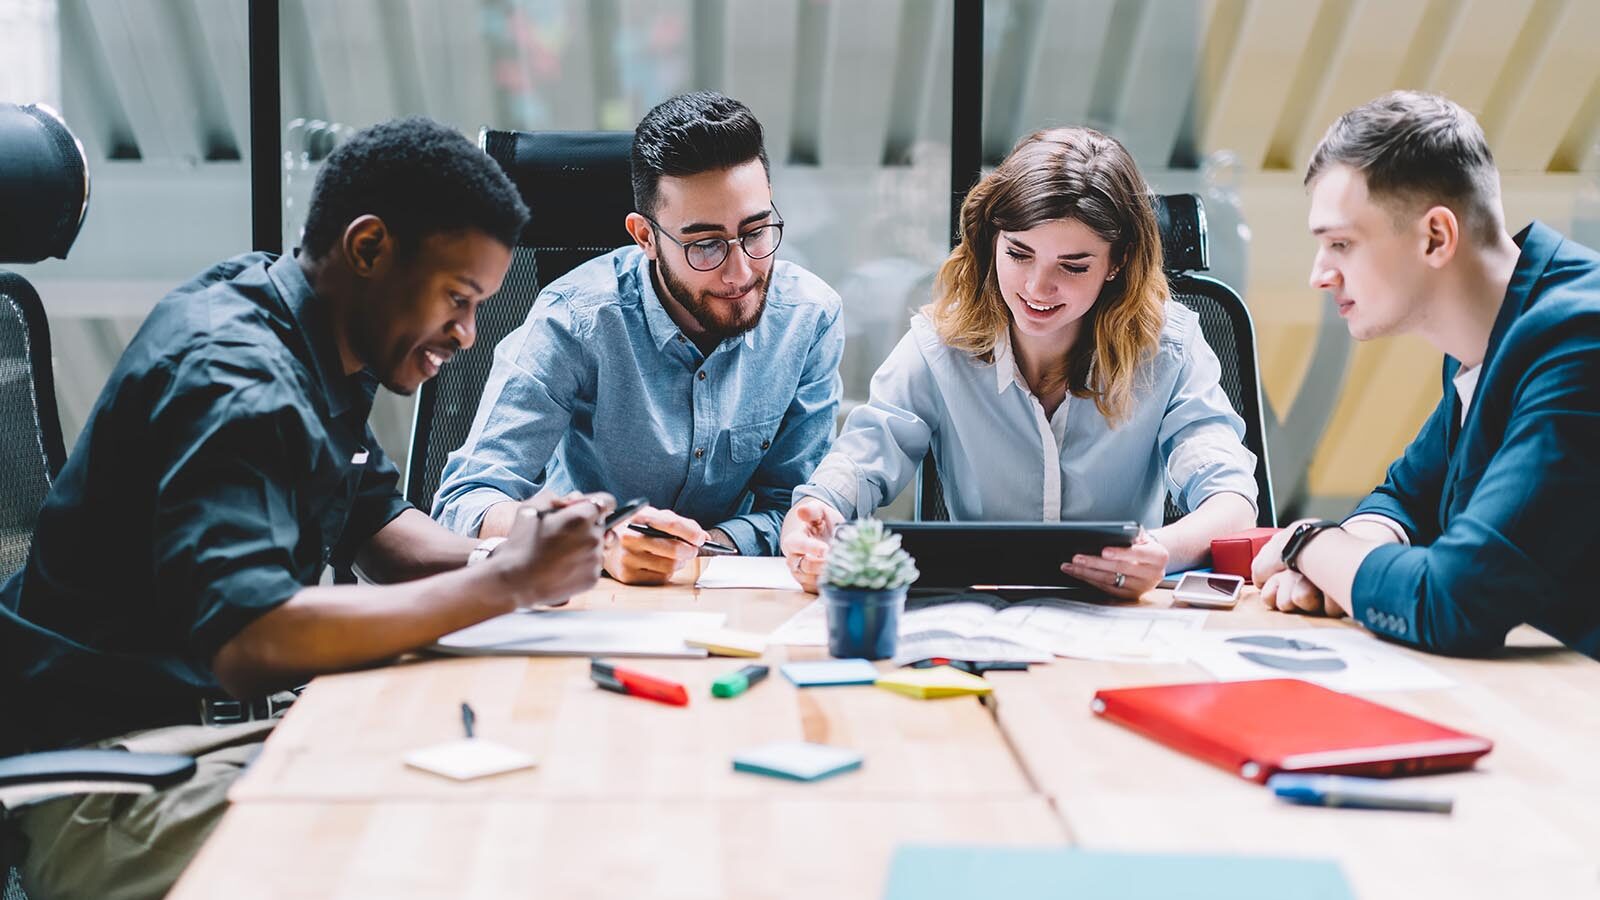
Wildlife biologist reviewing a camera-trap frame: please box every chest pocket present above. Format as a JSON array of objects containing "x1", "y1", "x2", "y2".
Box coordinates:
[
  {"x1": 311, "y1": 447, "x2": 366, "y2": 569},
  {"x1": 728, "y1": 416, "x2": 782, "y2": 463}
]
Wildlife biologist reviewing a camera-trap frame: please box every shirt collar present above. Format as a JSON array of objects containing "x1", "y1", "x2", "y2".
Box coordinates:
[
  {"x1": 990, "y1": 328, "x2": 1027, "y2": 395},
  {"x1": 633, "y1": 252, "x2": 683, "y2": 353},
  {"x1": 633, "y1": 251, "x2": 759, "y2": 353},
  {"x1": 265, "y1": 252, "x2": 374, "y2": 419}
]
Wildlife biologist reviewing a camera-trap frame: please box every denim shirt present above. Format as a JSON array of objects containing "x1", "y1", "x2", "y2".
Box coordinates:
[
  {"x1": 432, "y1": 246, "x2": 843, "y2": 555},
  {"x1": 795, "y1": 301, "x2": 1257, "y2": 526}
]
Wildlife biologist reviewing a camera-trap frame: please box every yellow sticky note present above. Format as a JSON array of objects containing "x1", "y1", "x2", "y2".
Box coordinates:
[
  {"x1": 685, "y1": 628, "x2": 768, "y2": 658},
  {"x1": 875, "y1": 666, "x2": 993, "y2": 700}
]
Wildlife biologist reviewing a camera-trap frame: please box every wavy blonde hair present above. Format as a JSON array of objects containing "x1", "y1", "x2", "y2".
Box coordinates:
[{"x1": 927, "y1": 126, "x2": 1166, "y2": 425}]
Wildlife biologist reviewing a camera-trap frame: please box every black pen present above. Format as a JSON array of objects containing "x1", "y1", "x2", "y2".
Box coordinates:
[
  {"x1": 627, "y1": 523, "x2": 739, "y2": 555},
  {"x1": 460, "y1": 701, "x2": 476, "y2": 739},
  {"x1": 529, "y1": 496, "x2": 648, "y2": 526}
]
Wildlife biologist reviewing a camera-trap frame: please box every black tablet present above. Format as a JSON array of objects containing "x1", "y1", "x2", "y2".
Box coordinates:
[{"x1": 883, "y1": 521, "x2": 1141, "y2": 591}]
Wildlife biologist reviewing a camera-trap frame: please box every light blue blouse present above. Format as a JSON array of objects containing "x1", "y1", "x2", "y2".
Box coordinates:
[{"x1": 794, "y1": 301, "x2": 1257, "y2": 527}]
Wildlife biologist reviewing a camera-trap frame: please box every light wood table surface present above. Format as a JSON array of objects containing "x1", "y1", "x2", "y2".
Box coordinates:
[
  {"x1": 173, "y1": 572, "x2": 1600, "y2": 899},
  {"x1": 985, "y1": 595, "x2": 1600, "y2": 899}
]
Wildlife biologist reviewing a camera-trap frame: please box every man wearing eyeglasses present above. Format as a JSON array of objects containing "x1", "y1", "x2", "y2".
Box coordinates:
[{"x1": 432, "y1": 91, "x2": 843, "y2": 584}]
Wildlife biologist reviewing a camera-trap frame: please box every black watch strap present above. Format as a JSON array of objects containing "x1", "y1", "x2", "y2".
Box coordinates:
[{"x1": 1282, "y1": 519, "x2": 1341, "y2": 574}]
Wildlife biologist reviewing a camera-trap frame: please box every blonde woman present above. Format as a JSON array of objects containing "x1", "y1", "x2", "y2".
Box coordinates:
[{"x1": 780, "y1": 127, "x2": 1258, "y2": 598}]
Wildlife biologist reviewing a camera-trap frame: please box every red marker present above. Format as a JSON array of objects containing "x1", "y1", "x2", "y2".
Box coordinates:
[{"x1": 590, "y1": 659, "x2": 689, "y2": 706}]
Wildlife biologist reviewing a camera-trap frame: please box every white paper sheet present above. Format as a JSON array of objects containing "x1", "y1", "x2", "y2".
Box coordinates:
[
  {"x1": 694, "y1": 557, "x2": 804, "y2": 591},
  {"x1": 1173, "y1": 628, "x2": 1456, "y2": 692},
  {"x1": 767, "y1": 595, "x2": 1208, "y2": 664},
  {"x1": 431, "y1": 609, "x2": 725, "y2": 658}
]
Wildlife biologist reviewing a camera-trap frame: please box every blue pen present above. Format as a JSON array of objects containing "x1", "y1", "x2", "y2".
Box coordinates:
[{"x1": 1268, "y1": 774, "x2": 1454, "y2": 813}]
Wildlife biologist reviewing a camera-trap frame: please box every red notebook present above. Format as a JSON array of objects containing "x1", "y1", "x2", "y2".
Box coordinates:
[{"x1": 1091, "y1": 679, "x2": 1492, "y2": 784}]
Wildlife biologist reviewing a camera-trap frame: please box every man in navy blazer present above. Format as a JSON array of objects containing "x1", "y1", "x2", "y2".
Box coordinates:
[{"x1": 1251, "y1": 91, "x2": 1600, "y2": 659}]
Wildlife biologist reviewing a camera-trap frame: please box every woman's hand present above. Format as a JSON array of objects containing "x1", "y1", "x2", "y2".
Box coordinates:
[
  {"x1": 1060, "y1": 529, "x2": 1169, "y2": 599},
  {"x1": 780, "y1": 498, "x2": 843, "y2": 593}
]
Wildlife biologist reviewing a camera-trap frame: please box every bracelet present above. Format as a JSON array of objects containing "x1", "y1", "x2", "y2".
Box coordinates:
[{"x1": 467, "y1": 536, "x2": 507, "y2": 567}]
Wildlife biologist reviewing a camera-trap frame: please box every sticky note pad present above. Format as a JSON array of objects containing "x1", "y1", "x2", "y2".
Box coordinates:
[
  {"x1": 404, "y1": 739, "x2": 537, "y2": 781},
  {"x1": 685, "y1": 628, "x2": 768, "y2": 658},
  {"x1": 733, "y1": 741, "x2": 863, "y2": 782},
  {"x1": 781, "y1": 659, "x2": 879, "y2": 687},
  {"x1": 876, "y1": 665, "x2": 993, "y2": 700}
]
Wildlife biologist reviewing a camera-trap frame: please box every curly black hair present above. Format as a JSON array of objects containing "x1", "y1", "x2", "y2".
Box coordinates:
[
  {"x1": 631, "y1": 91, "x2": 769, "y2": 216},
  {"x1": 300, "y1": 116, "x2": 529, "y2": 260}
]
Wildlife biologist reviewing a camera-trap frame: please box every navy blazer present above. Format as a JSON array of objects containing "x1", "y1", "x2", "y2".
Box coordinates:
[{"x1": 1348, "y1": 222, "x2": 1600, "y2": 658}]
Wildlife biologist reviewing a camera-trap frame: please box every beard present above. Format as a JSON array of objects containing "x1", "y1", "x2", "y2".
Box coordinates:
[{"x1": 656, "y1": 256, "x2": 769, "y2": 341}]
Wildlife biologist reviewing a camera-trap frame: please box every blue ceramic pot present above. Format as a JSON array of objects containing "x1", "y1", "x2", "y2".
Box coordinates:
[{"x1": 820, "y1": 584, "x2": 907, "y2": 660}]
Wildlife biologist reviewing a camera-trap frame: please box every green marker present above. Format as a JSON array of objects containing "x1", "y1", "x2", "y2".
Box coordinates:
[{"x1": 711, "y1": 664, "x2": 770, "y2": 698}]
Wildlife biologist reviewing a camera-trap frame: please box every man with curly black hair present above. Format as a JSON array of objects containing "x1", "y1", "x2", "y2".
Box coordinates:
[{"x1": 0, "y1": 117, "x2": 611, "y2": 899}]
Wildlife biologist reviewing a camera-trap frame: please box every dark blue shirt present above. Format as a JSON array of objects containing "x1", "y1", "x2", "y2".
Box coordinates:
[
  {"x1": 1349, "y1": 223, "x2": 1600, "y2": 658},
  {"x1": 1, "y1": 253, "x2": 411, "y2": 753}
]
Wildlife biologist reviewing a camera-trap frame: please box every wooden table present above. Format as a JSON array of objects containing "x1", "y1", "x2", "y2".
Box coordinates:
[{"x1": 172, "y1": 575, "x2": 1600, "y2": 898}]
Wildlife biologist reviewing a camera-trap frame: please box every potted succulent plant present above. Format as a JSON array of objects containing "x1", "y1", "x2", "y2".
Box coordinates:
[{"x1": 820, "y1": 518, "x2": 920, "y2": 660}]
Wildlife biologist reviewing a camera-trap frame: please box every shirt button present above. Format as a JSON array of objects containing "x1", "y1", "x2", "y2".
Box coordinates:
[
  {"x1": 677, "y1": 335, "x2": 686, "y2": 343},
  {"x1": 697, "y1": 371, "x2": 707, "y2": 381},
  {"x1": 695, "y1": 448, "x2": 705, "y2": 459},
  {"x1": 760, "y1": 439, "x2": 770, "y2": 450}
]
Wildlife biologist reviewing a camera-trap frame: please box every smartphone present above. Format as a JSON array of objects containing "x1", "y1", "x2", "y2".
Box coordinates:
[
  {"x1": 1172, "y1": 572, "x2": 1245, "y2": 609},
  {"x1": 603, "y1": 496, "x2": 650, "y2": 529}
]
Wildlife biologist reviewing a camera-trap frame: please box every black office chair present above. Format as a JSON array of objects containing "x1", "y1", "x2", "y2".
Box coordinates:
[
  {"x1": 914, "y1": 193, "x2": 1276, "y2": 527},
  {"x1": 0, "y1": 102, "x2": 196, "y2": 900},
  {"x1": 404, "y1": 130, "x2": 636, "y2": 514}
]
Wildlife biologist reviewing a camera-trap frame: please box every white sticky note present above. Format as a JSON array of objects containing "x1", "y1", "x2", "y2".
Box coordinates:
[
  {"x1": 695, "y1": 557, "x2": 803, "y2": 591},
  {"x1": 404, "y1": 739, "x2": 536, "y2": 781}
]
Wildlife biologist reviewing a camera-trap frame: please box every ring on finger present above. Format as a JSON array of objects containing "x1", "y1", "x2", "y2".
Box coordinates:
[{"x1": 1113, "y1": 572, "x2": 1125, "y2": 589}]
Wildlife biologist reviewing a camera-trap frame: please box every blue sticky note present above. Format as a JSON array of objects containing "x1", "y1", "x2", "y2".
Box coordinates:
[
  {"x1": 883, "y1": 846, "x2": 1354, "y2": 900},
  {"x1": 781, "y1": 659, "x2": 879, "y2": 687},
  {"x1": 732, "y1": 741, "x2": 863, "y2": 782}
]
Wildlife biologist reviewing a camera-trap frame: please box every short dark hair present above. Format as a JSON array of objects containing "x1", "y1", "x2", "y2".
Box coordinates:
[
  {"x1": 630, "y1": 91, "x2": 769, "y2": 216},
  {"x1": 301, "y1": 116, "x2": 530, "y2": 259},
  {"x1": 1306, "y1": 91, "x2": 1501, "y2": 243}
]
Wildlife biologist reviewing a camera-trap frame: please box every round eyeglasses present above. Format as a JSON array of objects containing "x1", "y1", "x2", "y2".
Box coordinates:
[{"x1": 644, "y1": 215, "x2": 784, "y2": 272}]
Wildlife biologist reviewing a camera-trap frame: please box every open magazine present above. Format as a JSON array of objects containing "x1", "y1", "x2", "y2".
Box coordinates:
[{"x1": 770, "y1": 593, "x2": 1209, "y2": 666}]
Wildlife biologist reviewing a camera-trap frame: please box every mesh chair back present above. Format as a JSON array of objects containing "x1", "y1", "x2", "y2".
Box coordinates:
[
  {"x1": 914, "y1": 194, "x2": 1274, "y2": 527},
  {"x1": 0, "y1": 273, "x2": 66, "y2": 581},
  {"x1": 404, "y1": 131, "x2": 636, "y2": 513},
  {"x1": 1165, "y1": 275, "x2": 1275, "y2": 526}
]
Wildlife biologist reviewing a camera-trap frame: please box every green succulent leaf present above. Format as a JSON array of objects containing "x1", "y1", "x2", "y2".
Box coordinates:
[{"x1": 821, "y1": 517, "x2": 920, "y2": 590}]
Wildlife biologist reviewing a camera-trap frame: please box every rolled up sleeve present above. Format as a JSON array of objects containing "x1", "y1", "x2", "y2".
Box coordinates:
[
  {"x1": 432, "y1": 295, "x2": 590, "y2": 536},
  {"x1": 1158, "y1": 326, "x2": 1258, "y2": 515},
  {"x1": 150, "y1": 381, "x2": 313, "y2": 664}
]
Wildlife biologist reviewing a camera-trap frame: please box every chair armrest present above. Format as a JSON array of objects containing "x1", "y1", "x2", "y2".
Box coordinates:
[{"x1": 0, "y1": 750, "x2": 195, "y2": 802}]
